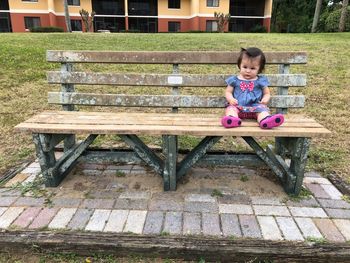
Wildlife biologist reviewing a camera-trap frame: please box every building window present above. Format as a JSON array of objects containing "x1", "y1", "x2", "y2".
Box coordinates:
[
  {"x1": 207, "y1": 0, "x2": 219, "y2": 7},
  {"x1": 68, "y1": 0, "x2": 80, "y2": 6},
  {"x1": 168, "y1": 22, "x2": 180, "y2": 32},
  {"x1": 168, "y1": 0, "x2": 180, "y2": 9},
  {"x1": 24, "y1": 17, "x2": 41, "y2": 30},
  {"x1": 71, "y1": 19, "x2": 82, "y2": 31},
  {"x1": 206, "y1": 20, "x2": 217, "y2": 32}
]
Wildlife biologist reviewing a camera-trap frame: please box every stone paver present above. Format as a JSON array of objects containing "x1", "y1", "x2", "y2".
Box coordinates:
[
  {"x1": 185, "y1": 194, "x2": 216, "y2": 203},
  {"x1": 114, "y1": 198, "x2": 148, "y2": 210},
  {"x1": 320, "y1": 185, "x2": 343, "y2": 200},
  {"x1": 183, "y1": 212, "x2": 201, "y2": 235},
  {"x1": 289, "y1": 207, "x2": 328, "y2": 218},
  {"x1": 220, "y1": 213, "x2": 242, "y2": 237},
  {"x1": 333, "y1": 219, "x2": 350, "y2": 241},
  {"x1": 0, "y1": 207, "x2": 25, "y2": 229},
  {"x1": 0, "y1": 196, "x2": 18, "y2": 207},
  {"x1": 239, "y1": 215, "x2": 261, "y2": 238},
  {"x1": 303, "y1": 177, "x2": 332, "y2": 185},
  {"x1": 285, "y1": 197, "x2": 320, "y2": 207},
  {"x1": 257, "y1": 216, "x2": 283, "y2": 241},
  {"x1": 21, "y1": 166, "x2": 41, "y2": 175},
  {"x1": 163, "y1": 211, "x2": 182, "y2": 235},
  {"x1": 123, "y1": 210, "x2": 147, "y2": 234},
  {"x1": 202, "y1": 213, "x2": 221, "y2": 236},
  {"x1": 184, "y1": 202, "x2": 218, "y2": 213},
  {"x1": 68, "y1": 208, "x2": 94, "y2": 230},
  {"x1": 149, "y1": 199, "x2": 183, "y2": 211},
  {"x1": 81, "y1": 199, "x2": 115, "y2": 209},
  {"x1": 4, "y1": 173, "x2": 29, "y2": 187},
  {"x1": 253, "y1": 205, "x2": 290, "y2": 216},
  {"x1": 11, "y1": 207, "x2": 42, "y2": 228},
  {"x1": 119, "y1": 191, "x2": 151, "y2": 200},
  {"x1": 104, "y1": 210, "x2": 129, "y2": 233},
  {"x1": 48, "y1": 208, "x2": 77, "y2": 229},
  {"x1": 304, "y1": 183, "x2": 330, "y2": 199},
  {"x1": 318, "y1": 199, "x2": 350, "y2": 209},
  {"x1": 251, "y1": 196, "x2": 282, "y2": 205},
  {"x1": 313, "y1": 218, "x2": 346, "y2": 242},
  {"x1": 294, "y1": 217, "x2": 323, "y2": 239},
  {"x1": 219, "y1": 204, "x2": 253, "y2": 215},
  {"x1": 0, "y1": 207, "x2": 7, "y2": 217},
  {"x1": 325, "y1": 208, "x2": 350, "y2": 219},
  {"x1": 14, "y1": 197, "x2": 45, "y2": 207},
  {"x1": 276, "y1": 217, "x2": 304, "y2": 241},
  {"x1": 143, "y1": 211, "x2": 164, "y2": 235},
  {"x1": 52, "y1": 198, "x2": 82, "y2": 208},
  {"x1": 85, "y1": 209, "x2": 111, "y2": 232},
  {"x1": 28, "y1": 208, "x2": 58, "y2": 229}
]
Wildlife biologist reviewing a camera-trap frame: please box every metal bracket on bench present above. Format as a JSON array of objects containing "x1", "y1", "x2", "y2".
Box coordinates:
[
  {"x1": 34, "y1": 133, "x2": 97, "y2": 187},
  {"x1": 242, "y1": 136, "x2": 310, "y2": 195}
]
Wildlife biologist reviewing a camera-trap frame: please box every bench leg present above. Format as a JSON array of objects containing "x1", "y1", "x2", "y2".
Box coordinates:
[
  {"x1": 162, "y1": 135, "x2": 177, "y2": 191},
  {"x1": 243, "y1": 136, "x2": 310, "y2": 195},
  {"x1": 33, "y1": 134, "x2": 57, "y2": 186},
  {"x1": 289, "y1": 138, "x2": 311, "y2": 195},
  {"x1": 34, "y1": 133, "x2": 97, "y2": 187}
]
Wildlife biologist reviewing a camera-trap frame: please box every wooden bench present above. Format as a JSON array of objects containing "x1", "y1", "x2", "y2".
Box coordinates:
[{"x1": 15, "y1": 50, "x2": 331, "y2": 195}]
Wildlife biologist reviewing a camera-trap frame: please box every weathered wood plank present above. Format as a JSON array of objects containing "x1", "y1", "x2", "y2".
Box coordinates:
[
  {"x1": 1, "y1": 231, "x2": 350, "y2": 262},
  {"x1": 48, "y1": 92, "x2": 305, "y2": 108},
  {"x1": 47, "y1": 72, "x2": 307, "y2": 87},
  {"x1": 80, "y1": 150, "x2": 265, "y2": 167},
  {"x1": 15, "y1": 123, "x2": 332, "y2": 137},
  {"x1": 47, "y1": 51, "x2": 308, "y2": 64}
]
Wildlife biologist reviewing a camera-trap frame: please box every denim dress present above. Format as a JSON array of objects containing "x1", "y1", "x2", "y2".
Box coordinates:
[{"x1": 225, "y1": 75, "x2": 270, "y2": 113}]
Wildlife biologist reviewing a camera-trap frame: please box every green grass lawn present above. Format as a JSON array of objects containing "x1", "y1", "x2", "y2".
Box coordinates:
[{"x1": 0, "y1": 32, "x2": 349, "y2": 185}]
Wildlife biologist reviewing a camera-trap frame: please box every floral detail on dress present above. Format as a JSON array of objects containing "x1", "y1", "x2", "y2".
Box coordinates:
[{"x1": 239, "y1": 81, "x2": 254, "y2": 92}]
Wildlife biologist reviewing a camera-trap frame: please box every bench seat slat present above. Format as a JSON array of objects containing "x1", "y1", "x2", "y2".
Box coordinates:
[
  {"x1": 48, "y1": 92, "x2": 305, "y2": 108},
  {"x1": 15, "y1": 112, "x2": 331, "y2": 137},
  {"x1": 47, "y1": 72, "x2": 307, "y2": 87},
  {"x1": 47, "y1": 51, "x2": 307, "y2": 64}
]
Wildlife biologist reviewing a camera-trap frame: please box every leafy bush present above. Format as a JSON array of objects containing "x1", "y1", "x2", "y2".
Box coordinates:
[
  {"x1": 250, "y1": 24, "x2": 267, "y2": 33},
  {"x1": 319, "y1": 7, "x2": 350, "y2": 32},
  {"x1": 30, "y1": 26, "x2": 64, "y2": 33}
]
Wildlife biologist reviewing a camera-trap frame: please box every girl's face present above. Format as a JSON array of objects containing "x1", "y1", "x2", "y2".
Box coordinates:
[{"x1": 239, "y1": 54, "x2": 261, "y2": 80}]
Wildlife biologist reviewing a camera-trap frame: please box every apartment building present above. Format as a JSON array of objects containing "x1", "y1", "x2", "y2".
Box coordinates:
[{"x1": 0, "y1": 0, "x2": 272, "y2": 33}]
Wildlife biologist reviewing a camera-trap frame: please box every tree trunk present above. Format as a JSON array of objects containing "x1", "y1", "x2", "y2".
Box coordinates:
[
  {"x1": 311, "y1": 0, "x2": 323, "y2": 33},
  {"x1": 339, "y1": 0, "x2": 349, "y2": 32},
  {"x1": 63, "y1": 0, "x2": 72, "y2": 32}
]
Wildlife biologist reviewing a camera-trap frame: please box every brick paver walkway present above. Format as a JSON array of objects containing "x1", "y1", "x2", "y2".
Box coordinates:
[{"x1": 1, "y1": 161, "x2": 350, "y2": 243}]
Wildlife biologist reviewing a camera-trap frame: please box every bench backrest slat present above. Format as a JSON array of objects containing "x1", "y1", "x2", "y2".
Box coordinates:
[
  {"x1": 47, "y1": 51, "x2": 307, "y2": 64},
  {"x1": 47, "y1": 50, "x2": 308, "y2": 113},
  {"x1": 47, "y1": 72, "x2": 307, "y2": 87},
  {"x1": 48, "y1": 92, "x2": 305, "y2": 108}
]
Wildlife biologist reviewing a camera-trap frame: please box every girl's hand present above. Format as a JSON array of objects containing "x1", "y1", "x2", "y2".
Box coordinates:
[
  {"x1": 229, "y1": 98, "x2": 238, "y2": 105},
  {"x1": 260, "y1": 97, "x2": 269, "y2": 105}
]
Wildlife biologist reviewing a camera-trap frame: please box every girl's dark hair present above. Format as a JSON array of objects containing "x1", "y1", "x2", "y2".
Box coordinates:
[{"x1": 237, "y1": 47, "x2": 266, "y2": 73}]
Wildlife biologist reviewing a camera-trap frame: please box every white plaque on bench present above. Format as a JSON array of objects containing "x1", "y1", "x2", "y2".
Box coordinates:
[{"x1": 168, "y1": 76, "x2": 183, "y2": 85}]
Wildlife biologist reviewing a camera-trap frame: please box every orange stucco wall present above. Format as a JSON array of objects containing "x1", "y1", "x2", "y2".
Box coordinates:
[{"x1": 10, "y1": 13, "x2": 50, "y2": 32}]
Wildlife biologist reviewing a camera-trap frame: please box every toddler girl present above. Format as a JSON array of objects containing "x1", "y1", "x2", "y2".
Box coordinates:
[{"x1": 221, "y1": 47, "x2": 284, "y2": 129}]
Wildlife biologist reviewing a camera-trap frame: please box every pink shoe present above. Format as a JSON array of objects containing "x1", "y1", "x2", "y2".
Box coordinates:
[
  {"x1": 221, "y1": 116, "x2": 242, "y2": 128},
  {"x1": 259, "y1": 114, "x2": 284, "y2": 129}
]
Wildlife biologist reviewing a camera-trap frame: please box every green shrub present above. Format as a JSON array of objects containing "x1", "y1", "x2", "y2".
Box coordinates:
[
  {"x1": 250, "y1": 24, "x2": 267, "y2": 33},
  {"x1": 30, "y1": 26, "x2": 64, "y2": 33},
  {"x1": 319, "y1": 7, "x2": 350, "y2": 32}
]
